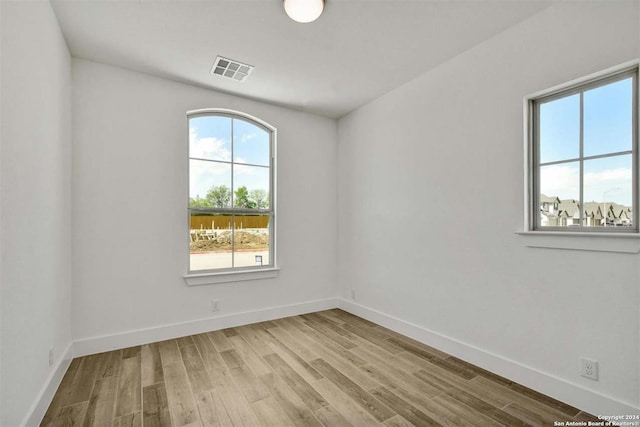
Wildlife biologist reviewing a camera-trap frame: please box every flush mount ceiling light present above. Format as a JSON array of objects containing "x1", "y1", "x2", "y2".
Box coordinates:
[{"x1": 283, "y1": 0, "x2": 324, "y2": 23}]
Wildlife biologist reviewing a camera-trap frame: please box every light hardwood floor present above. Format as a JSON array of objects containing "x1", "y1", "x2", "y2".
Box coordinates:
[{"x1": 42, "y1": 309, "x2": 599, "y2": 427}]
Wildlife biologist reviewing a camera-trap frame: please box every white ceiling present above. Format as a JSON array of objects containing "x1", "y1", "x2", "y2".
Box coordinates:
[{"x1": 51, "y1": 0, "x2": 553, "y2": 119}]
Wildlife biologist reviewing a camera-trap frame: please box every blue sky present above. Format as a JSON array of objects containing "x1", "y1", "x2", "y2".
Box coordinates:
[
  {"x1": 189, "y1": 116, "x2": 270, "y2": 200},
  {"x1": 539, "y1": 77, "x2": 633, "y2": 206}
]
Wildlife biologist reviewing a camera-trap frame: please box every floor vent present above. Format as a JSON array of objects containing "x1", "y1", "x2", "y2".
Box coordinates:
[{"x1": 211, "y1": 56, "x2": 254, "y2": 82}]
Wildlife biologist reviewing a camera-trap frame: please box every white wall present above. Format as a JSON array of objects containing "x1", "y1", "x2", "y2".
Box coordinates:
[
  {"x1": 0, "y1": 1, "x2": 73, "y2": 426},
  {"x1": 338, "y1": 0, "x2": 639, "y2": 414},
  {"x1": 71, "y1": 60, "x2": 338, "y2": 343}
]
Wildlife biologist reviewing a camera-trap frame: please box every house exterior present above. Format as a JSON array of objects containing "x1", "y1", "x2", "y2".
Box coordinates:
[
  {"x1": 539, "y1": 195, "x2": 632, "y2": 227},
  {"x1": 583, "y1": 203, "x2": 604, "y2": 227},
  {"x1": 540, "y1": 194, "x2": 560, "y2": 213},
  {"x1": 558, "y1": 199, "x2": 581, "y2": 226},
  {"x1": 539, "y1": 194, "x2": 561, "y2": 226}
]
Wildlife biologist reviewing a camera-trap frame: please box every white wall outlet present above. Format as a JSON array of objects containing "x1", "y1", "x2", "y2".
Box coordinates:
[
  {"x1": 580, "y1": 357, "x2": 598, "y2": 381},
  {"x1": 350, "y1": 290, "x2": 356, "y2": 300},
  {"x1": 211, "y1": 299, "x2": 220, "y2": 312},
  {"x1": 48, "y1": 348, "x2": 55, "y2": 366}
]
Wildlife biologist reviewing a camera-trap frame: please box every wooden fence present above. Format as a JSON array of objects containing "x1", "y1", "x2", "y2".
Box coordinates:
[{"x1": 190, "y1": 215, "x2": 269, "y2": 230}]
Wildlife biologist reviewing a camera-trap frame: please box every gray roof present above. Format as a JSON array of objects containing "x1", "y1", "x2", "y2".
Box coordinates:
[
  {"x1": 599, "y1": 202, "x2": 632, "y2": 219},
  {"x1": 582, "y1": 202, "x2": 632, "y2": 219},
  {"x1": 558, "y1": 200, "x2": 580, "y2": 217},
  {"x1": 541, "y1": 197, "x2": 632, "y2": 220},
  {"x1": 539, "y1": 194, "x2": 560, "y2": 204},
  {"x1": 583, "y1": 203, "x2": 603, "y2": 218}
]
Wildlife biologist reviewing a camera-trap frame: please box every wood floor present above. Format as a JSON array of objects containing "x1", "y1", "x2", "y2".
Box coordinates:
[{"x1": 42, "y1": 309, "x2": 599, "y2": 427}]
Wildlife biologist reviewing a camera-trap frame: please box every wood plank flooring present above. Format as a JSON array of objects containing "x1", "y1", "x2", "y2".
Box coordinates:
[{"x1": 42, "y1": 309, "x2": 599, "y2": 427}]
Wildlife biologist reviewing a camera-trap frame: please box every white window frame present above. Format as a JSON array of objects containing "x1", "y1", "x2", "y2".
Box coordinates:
[
  {"x1": 526, "y1": 64, "x2": 639, "y2": 234},
  {"x1": 184, "y1": 108, "x2": 278, "y2": 285}
]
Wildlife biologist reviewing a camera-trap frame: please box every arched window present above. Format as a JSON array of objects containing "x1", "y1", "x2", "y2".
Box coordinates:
[{"x1": 187, "y1": 109, "x2": 275, "y2": 272}]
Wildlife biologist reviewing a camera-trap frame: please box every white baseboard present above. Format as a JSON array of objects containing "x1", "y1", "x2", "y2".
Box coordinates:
[
  {"x1": 27, "y1": 296, "x2": 638, "y2": 427},
  {"x1": 73, "y1": 297, "x2": 337, "y2": 357},
  {"x1": 22, "y1": 342, "x2": 73, "y2": 427},
  {"x1": 337, "y1": 298, "x2": 640, "y2": 417}
]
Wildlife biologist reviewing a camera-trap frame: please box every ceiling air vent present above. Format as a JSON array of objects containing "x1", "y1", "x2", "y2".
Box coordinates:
[{"x1": 211, "y1": 56, "x2": 254, "y2": 82}]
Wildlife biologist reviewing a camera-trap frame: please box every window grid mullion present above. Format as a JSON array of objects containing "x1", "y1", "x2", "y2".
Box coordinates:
[
  {"x1": 539, "y1": 150, "x2": 633, "y2": 167},
  {"x1": 230, "y1": 118, "x2": 235, "y2": 268},
  {"x1": 579, "y1": 90, "x2": 584, "y2": 226}
]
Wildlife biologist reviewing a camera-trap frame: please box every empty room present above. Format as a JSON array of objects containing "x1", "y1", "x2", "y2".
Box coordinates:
[{"x1": 1, "y1": 0, "x2": 639, "y2": 426}]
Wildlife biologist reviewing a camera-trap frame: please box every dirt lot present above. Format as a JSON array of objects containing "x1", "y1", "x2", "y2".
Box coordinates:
[{"x1": 190, "y1": 230, "x2": 268, "y2": 251}]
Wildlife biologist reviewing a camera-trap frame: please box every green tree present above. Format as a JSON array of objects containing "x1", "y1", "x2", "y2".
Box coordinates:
[
  {"x1": 234, "y1": 186, "x2": 256, "y2": 209},
  {"x1": 250, "y1": 189, "x2": 269, "y2": 209},
  {"x1": 206, "y1": 185, "x2": 231, "y2": 208},
  {"x1": 189, "y1": 195, "x2": 211, "y2": 208}
]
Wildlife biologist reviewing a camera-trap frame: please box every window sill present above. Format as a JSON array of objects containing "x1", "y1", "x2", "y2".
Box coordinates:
[
  {"x1": 184, "y1": 267, "x2": 280, "y2": 286},
  {"x1": 516, "y1": 231, "x2": 640, "y2": 253}
]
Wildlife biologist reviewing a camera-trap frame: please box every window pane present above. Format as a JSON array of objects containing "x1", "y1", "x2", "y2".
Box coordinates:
[
  {"x1": 583, "y1": 154, "x2": 633, "y2": 227},
  {"x1": 189, "y1": 116, "x2": 232, "y2": 161},
  {"x1": 539, "y1": 162, "x2": 579, "y2": 227},
  {"x1": 189, "y1": 160, "x2": 231, "y2": 208},
  {"x1": 584, "y1": 78, "x2": 633, "y2": 157},
  {"x1": 539, "y1": 94, "x2": 580, "y2": 164},
  {"x1": 188, "y1": 113, "x2": 275, "y2": 271},
  {"x1": 233, "y1": 215, "x2": 270, "y2": 268},
  {"x1": 233, "y1": 165, "x2": 270, "y2": 209},
  {"x1": 189, "y1": 213, "x2": 233, "y2": 271},
  {"x1": 233, "y1": 119, "x2": 270, "y2": 166}
]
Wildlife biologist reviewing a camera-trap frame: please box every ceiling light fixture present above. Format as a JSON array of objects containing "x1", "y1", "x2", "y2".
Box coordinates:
[{"x1": 283, "y1": 0, "x2": 324, "y2": 23}]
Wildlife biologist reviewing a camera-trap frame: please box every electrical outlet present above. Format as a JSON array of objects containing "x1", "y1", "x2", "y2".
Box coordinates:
[
  {"x1": 350, "y1": 290, "x2": 356, "y2": 300},
  {"x1": 211, "y1": 300, "x2": 220, "y2": 312},
  {"x1": 49, "y1": 348, "x2": 55, "y2": 366},
  {"x1": 580, "y1": 357, "x2": 598, "y2": 381}
]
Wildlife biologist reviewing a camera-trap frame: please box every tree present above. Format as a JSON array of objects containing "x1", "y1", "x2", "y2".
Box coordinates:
[
  {"x1": 234, "y1": 186, "x2": 256, "y2": 209},
  {"x1": 250, "y1": 189, "x2": 269, "y2": 209},
  {"x1": 189, "y1": 195, "x2": 211, "y2": 208},
  {"x1": 206, "y1": 185, "x2": 231, "y2": 208}
]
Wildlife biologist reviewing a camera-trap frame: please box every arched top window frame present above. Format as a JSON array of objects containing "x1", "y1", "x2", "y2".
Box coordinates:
[{"x1": 186, "y1": 108, "x2": 277, "y2": 278}]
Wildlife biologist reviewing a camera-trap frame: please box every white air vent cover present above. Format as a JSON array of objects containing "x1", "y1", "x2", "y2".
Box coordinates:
[{"x1": 211, "y1": 56, "x2": 254, "y2": 82}]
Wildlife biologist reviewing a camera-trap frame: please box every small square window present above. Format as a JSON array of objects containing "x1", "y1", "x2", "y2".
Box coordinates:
[{"x1": 528, "y1": 66, "x2": 638, "y2": 232}]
